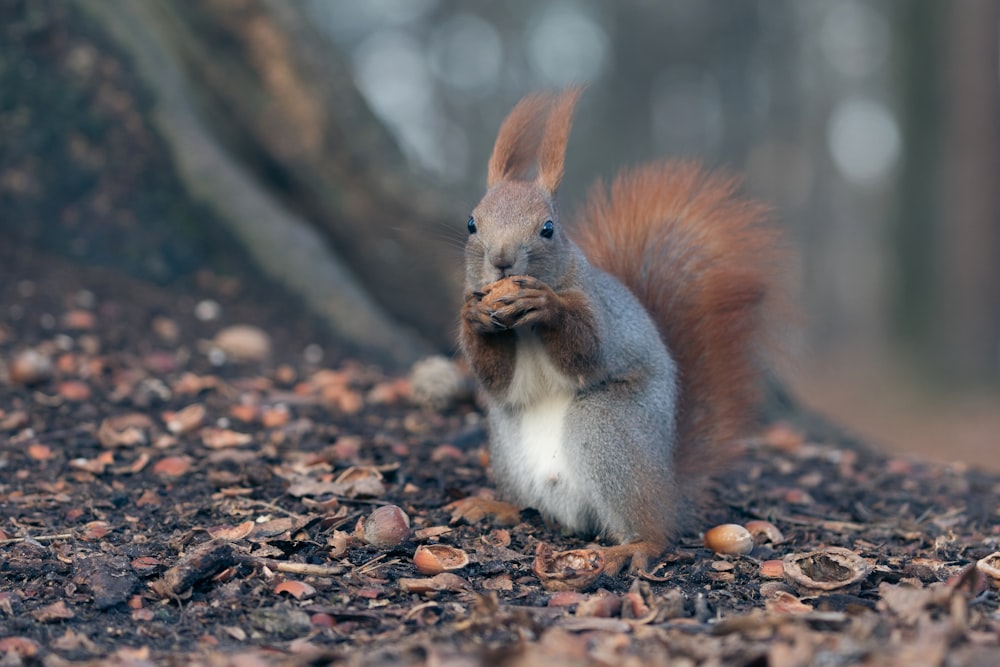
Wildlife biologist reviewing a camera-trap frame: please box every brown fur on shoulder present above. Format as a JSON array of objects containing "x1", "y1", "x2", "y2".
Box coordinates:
[{"x1": 573, "y1": 161, "x2": 777, "y2": 503}]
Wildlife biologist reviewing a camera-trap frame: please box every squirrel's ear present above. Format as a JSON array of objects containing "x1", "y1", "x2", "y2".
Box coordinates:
[
  {"x1": 536, "y1": 86, "x2": 583, "y2": 195},
  {"x1": 487, "y1": 93, "x2": 550, "y2": 187}
]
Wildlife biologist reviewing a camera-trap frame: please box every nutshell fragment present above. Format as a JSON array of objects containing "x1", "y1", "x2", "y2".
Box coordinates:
[
  {"x1": 782, "y1": 546, "x2": 870, "y2": 591},
  {"x1": 532, "y1": 542, "x2": 604, "y2": 592}
]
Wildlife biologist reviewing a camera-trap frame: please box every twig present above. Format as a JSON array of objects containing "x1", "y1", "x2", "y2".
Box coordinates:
[
  {"x1": 243, "y1": 555, "x2": 345, "y2": 577},
  {"x1": 0, "y1": 532, "x2": 74, "y2": 546},
  {"x1": 236, "y1": 498, "x2": 306, "y2": 520}
]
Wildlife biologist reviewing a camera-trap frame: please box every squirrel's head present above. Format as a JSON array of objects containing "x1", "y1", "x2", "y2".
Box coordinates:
[{"x1": 465, "y1": 88, "x2": 582, "y2": 290}]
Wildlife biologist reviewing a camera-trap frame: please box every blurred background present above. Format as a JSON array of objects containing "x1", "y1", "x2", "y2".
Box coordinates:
[{"x1": 2, "y1": 0, "x2": 998, "y2": 466}]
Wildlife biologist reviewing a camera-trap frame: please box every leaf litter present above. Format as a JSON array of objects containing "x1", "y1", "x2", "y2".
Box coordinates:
[{"x1": 1, "y1": 246, "x2": 999, "y2": 666}]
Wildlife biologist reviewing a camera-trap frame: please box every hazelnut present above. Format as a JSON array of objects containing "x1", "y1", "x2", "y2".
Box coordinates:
[
  {"x1": 782, "y1": 547, "x2": 871, "y2": 591},
  {"x1": 703, "y1": 524, "x2": 754, "y2": 556},
  {"x1": 481, "y1": 277, "x2": 520, "y2": 310},
  {"x1": 412, "y1": 544, "x2": 470, "y2": 575},
  {"x1": 532, "y1": 542, "x2": 604, "y2": 592},
  {"x1": 744, "y1": 520, "x2": 784, "y2": 544},
  {"x1": 360, "y1": 505, "x2": 411, "y2": 549},
  {"x1": 975, "y1": 551, "x2": 1000, "y2": 584},
  {"x1": 9, "y1": 349, "x2": 53, "y2": 385}
]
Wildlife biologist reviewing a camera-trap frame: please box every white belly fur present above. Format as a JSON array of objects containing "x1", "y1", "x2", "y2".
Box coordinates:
[{"x1": 500, "y1": 333, "x2": 582, "y2": 524}]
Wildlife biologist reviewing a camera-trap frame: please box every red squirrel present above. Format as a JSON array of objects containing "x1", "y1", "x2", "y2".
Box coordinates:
[{"x1": 457, "y1": 88, "x2": 777, "y2": 573}]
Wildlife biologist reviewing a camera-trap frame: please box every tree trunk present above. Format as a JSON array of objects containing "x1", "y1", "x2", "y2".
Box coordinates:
[{"x1": 74, "y1": 0, "x2": 466, "y2": 366}]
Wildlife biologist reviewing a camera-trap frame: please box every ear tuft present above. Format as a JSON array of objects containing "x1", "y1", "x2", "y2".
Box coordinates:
[
  {"x1": 487, "y1": 93, "x2": 551, "y2": 187},
  {"x1": 536, "y1": 86, "x2": 583, "y2": 195}
]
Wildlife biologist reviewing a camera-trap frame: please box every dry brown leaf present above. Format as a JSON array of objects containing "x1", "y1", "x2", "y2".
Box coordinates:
[
  {"x1": 131, "y1": 557, "x2": 162, "y2": 576},
  {"x1": 27, "y1": 443, "x2": 54, "y2": 461},
  {"x1": 78, "y1": 520, "x2": 111, "y2": 541},
  {"x1": 209, "y1": 521, "x2": 256, "y2": 541},
  {"x1": 261, "y1": 405, "x2": 290, "y2": 428},
  {"x1": 482, "y1": 574, "x2": 514, "y2": 591},
  {"x1": 764, "y1": 591, "x2": 814, "y2": 615},
  {"x1": 575, "y1": 591, "x2": 622, "y2": 618},
  {"x1": 32, "y1": 600, "x2": 75, "y2": 623},
  {"x1": 136, "y1": 488, "x2": 161, "y2": 507},
  {"x1": 164, "y1": 403, "x2": 206, "y2": 435},
  {"x1": 445, "y1": 497, "x2": 521, "y2": 527},
  {"x1": 201, "y1": 427, "x2": 252, "y2": 449},
  {"x1": 398, "y1": 572, "x2": 470, "y2": 594},
  {"x1": 50, "y1": 628, "x2": 99, "y2": 653},
  {"x1": 152, "y1": 455, "x2": 192, "y2": 478},
  {"x1": 97, "y1": 414, "x2": 152, "y2": 448},
  {"x1": 0, "y1": 637, "x2": 41, "y2": 657},
  {"x1": 274, "y1": 580, "x2": 316, "y2": 600},
  {"x1": 333, "y1": 466, "x2": 386, "y2": 498},
  {"x1": 252, "y1": 517, "x2": 296, "y2": 539},
  {"x1": 413, "y1": 526, "x2": 452, "y2": 541},
  {"x1": 57, "y1": 380, "x2": 91, "y2": 401}
]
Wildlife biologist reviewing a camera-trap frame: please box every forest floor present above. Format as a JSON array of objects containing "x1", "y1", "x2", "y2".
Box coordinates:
[{"x1": 1, "y1": 242, "x2": 999, "y2": 667}]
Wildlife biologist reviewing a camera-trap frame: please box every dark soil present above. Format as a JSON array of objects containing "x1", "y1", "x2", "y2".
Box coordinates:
[{"x1": 1, "y1": 238, "x2": 999, "y2": 667}]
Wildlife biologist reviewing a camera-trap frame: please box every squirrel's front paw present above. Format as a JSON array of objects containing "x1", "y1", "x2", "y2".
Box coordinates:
[
  {"x1": 484, "y1": 276, "x2": 557, "y2": 329},
  {"x1": 462, "y1": 293, "x2": 498, "y2": 334}
]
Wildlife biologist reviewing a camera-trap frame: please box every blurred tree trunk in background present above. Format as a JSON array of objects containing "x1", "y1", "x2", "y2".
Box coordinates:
[
  {"x1": 938, "y1": 0, "x2": 1000, "y2": 382},
  {"x1": 72, "y1": 0, "x2": 463, "y2": 365},
  {"x1": 895, "y1": 0, "x2": 1000, "y2": 384}
]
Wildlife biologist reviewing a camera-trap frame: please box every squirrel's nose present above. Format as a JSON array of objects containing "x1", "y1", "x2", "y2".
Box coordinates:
[{"x1": 490, "y1": 253, "x2": 513, "y2": 272}]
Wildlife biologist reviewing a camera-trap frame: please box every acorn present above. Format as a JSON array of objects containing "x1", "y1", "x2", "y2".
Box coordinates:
[
  {"x1": 412, "y1": 544, "x2": 470, "y2": 575},
  {"x1": 703, "y1": 524, "x2": 754, "y2": 556}
]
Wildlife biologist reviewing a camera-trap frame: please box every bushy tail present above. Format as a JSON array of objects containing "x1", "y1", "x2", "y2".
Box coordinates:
[{"x1": 574, "y1": 161, "x2": 777, "y2": 497}]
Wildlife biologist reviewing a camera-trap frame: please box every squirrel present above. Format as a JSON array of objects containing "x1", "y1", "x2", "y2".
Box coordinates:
[{"x1": 457, "y1": 88, "x2": 777, "y2": 573}]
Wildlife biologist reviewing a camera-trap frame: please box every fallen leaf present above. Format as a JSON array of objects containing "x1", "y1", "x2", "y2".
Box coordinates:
[
  {"x1": 201, "y1": 427, "x2": 252, "y2": 449},
  {"x1": 50, "y1": 628, "x2": 99, "y2": 653},
  {"x1": 57, "y1": 380, "x2": 91, "y2": 401},
  {"x1": 765, "y1": 591, "x2": 814, "y2": 615},
  {"x1": 482, "y1": 574, "x2": 514, "y2": 591},
  {"x1": 152, "y1": 456, "x2": 193, "y2": 478},
  {"x1": 32, "y1": 600, "x2": 75, "y2": 622},
  {"x1": 0, "y1": 637, "x2": 41, "y2": 657},
  {"x1": 445, "y1": 497, "x2": 521, "y2": 527},
  {"x1": 164, "y1": 403, "x2": 206, "y2": 435},
  {"x1": 208, "y1": 521, "x2": 256, "y2": 541},
  {"x1": 332, "y1": 466, "x2": 386, "y2": 498},
  {"x1": 78, "y1": 520, "x2": 111, "y2": 541},
  {"x1": 274, "y1": 580, "x2": 316, "y2": 600},
  {"x1": 398, "y1": 573, "x2": 470, "y2": 594},
  {"x1": 97, "y1": 414, "x2": 153, "y2": 448},
  {"x1": 27, "y1": 443, "x2": 54, "y2": 461}
]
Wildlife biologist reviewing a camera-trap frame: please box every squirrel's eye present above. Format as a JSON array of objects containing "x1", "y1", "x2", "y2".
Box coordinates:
[
  {"x1": 540, "y1": 220, "x2": 555, "y2": 239},
  {"x1": 467, "y1": 216, "x2": 477, "y2": 235}
]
